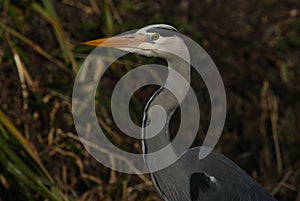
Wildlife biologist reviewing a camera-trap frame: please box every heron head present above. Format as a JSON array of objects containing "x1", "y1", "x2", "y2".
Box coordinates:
[{"x1": 83, "y1": 24, "x2": 185, "y2": 59}]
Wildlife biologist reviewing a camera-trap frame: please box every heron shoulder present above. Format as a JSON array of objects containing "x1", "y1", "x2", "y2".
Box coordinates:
[{"x1": 183, "y1": 147, "x2": 277, "y2": 201}]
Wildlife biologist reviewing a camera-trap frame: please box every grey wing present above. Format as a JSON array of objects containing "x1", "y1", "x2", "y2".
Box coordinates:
[{"x1": 184, "y1": 147, "x2": 277, "y2": 201}]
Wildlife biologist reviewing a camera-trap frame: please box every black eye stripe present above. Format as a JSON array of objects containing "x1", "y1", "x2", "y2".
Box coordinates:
[
  {"x1": 146, "y1": 26, "x2": 178, "y2": 37},
  {"x1": 156, "y1": 26, "x2": 178, "y2": 32}
]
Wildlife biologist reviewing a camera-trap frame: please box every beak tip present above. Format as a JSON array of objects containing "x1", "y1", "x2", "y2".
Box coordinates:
[
  {"x1": 82, "y1": 38, "x2": 108, "y2": 47},
  {"x1": 82, "y1": 41, "x2": 97, "y2": 47}
]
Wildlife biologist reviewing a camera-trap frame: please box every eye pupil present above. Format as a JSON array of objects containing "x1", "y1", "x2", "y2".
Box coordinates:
[{"x1": 152, "y1": 33, "x2": 159, "y2": 40}]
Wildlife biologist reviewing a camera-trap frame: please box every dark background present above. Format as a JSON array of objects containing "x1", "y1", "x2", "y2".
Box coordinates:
[{"x1": 0, "y1": 0, "x2": 299, "y2": 200}]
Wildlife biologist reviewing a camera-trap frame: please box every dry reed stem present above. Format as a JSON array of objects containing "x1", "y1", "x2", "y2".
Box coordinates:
[
  {"x1": 63, "y1": 132, "x2": 149, "y2": 183},
  {"x1": 272, "y1": 170, "x2": 292, "y2": 195}
]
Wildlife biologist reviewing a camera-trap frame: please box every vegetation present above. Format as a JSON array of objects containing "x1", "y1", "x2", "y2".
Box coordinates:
[{"x1": 0, "y1": 0, "x2": 299, "y2": 200}]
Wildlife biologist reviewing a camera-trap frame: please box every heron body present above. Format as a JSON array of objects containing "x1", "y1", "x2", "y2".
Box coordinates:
[
  {"x1": 84, "y1": 24, "x2": 277, "y2": 201},
  {"x1": 144, "y1": 147, "x2": 276, "y2": 201}
]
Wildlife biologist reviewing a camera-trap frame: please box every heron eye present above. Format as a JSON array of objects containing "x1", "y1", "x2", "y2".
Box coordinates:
[{"x1": 151, "y1": 33, "x2": 159, "y2": 41}]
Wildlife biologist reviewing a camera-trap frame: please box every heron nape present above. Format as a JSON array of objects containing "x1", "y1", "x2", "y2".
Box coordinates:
[{"x1": 83, "y1": 24, "x2": 277, "y2": 201}]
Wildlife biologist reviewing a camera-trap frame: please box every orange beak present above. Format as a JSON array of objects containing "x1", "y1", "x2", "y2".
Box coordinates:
[{"x1": 82, "y1": 33, "x2": 148, "y2": 48}]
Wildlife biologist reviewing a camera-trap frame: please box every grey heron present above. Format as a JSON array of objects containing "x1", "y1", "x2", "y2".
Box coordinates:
[{"x1": 83, "y1": 24, "x2": 277, "y2": 201}]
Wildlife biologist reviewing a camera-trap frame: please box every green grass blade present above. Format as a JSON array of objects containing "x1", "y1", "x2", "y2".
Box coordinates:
[{"x1": 32, "y1": 2, "x2": 78, "y2": 75}]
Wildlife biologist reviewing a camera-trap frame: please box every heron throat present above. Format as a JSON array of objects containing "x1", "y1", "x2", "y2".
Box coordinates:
[{"x1": 141, "y1": 46, "x2": 191, "y2": 161}]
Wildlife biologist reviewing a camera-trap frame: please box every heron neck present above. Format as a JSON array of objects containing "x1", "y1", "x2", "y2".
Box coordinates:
[{"x1": 142, "y1": 54, "x2": 191, "y2": 154}]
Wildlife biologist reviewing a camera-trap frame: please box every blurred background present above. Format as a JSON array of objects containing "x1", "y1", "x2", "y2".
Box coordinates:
[{"x1": 0, "y1": 0, "x2": 299, "y2": 200}]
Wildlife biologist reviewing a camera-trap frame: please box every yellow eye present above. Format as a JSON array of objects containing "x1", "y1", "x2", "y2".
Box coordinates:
[{"x1": 151, "y1": 33, "x2": 159, "y2": 41}]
